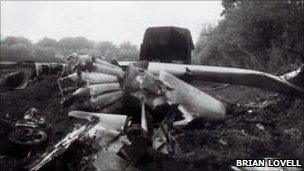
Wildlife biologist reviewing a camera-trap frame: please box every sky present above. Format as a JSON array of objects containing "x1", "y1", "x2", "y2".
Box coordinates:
[{"x1": 1, "y1": 1, "x2": 223, "y2": 46}]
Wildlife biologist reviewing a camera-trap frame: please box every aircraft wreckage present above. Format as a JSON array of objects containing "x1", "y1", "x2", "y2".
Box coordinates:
[{"x1": 1, "y1": 54, "x2": 303, "y2": 170}]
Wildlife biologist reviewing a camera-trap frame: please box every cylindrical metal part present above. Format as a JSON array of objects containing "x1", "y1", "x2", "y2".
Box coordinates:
[
  {"x1": 93, "y1": 63, "x2": 125, "y2": 79},
  {"x1": 88, "y1": 83, "x2": 121, "y2": 97},
  {"x1": 90, "y1": 91, "x2": 123, "y2": 110}
]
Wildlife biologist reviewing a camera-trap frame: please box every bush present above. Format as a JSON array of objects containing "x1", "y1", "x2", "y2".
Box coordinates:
[{"x1": 195, "y1": 0, "x2": 304, "y2": 73}]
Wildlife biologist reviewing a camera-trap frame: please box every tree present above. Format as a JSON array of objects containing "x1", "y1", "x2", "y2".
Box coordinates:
[
  {"x1": 32, "y1": 45, "x2": 56, "y2": 62},
  {"x1": 195, "y1": 0, "x2": 304, "y2": 72},
  {"x1": 0, "y1": 44, "x2": 32, "y2": 61},
  {"x1": 37, "y1": 38, "x2": 58, "y2": 48},
  {"x1": 0, "y1": 35, "x2": 140, "y2": 62},
  {"x1": 58, "y1": 37, "x2": 94, "y2": 55},
  {"x1": 2, "y1": 36, "x2": 32, "y2": 46},
  {"x1": 95, "y1": 41, "x2": 119, "y2": 59},
  {"x1": 117, "y1": 42, "x2": 139, "y2": 60}
]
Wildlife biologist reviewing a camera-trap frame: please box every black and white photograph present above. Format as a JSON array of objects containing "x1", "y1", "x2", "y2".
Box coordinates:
[{"x1": 0, "y1": 1, "x2": 303, "y2": 170}]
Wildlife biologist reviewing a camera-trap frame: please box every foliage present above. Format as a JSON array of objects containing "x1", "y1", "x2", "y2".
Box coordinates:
[
  {"x1": 36, "y1": 38, "x2": 58, "y2": 48},
  {"x1": 2, "y1": 36, "x2": 32, "y2": 46},
  {"x1": 0, "y1": 36, "x2": 139, "y2": 63},
  {"x1": 117, "y1": 42, "x2": 139, "y2": 61},
  {"x1": 58, "y1": 37, "x2": 94, "y2": 56},
  {"x1": 195, "y1": 0, "x2": 304, "y2": 74},
  {"x1": 95, "y1": 41, "x2": 119, "y2": 59},
  {"x1": 1, "y1": 44, "x2": 32, "y2": 61}
]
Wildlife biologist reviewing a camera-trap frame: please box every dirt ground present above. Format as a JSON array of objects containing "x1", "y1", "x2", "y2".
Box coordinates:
[{"x1": 0, "y1": 74, "x2": 303, "y2": 170}]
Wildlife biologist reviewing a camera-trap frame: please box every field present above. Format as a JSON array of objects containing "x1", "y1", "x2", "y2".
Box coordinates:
[{"x1": 0, "y1": 73, "x2": 303, "y2": 170}]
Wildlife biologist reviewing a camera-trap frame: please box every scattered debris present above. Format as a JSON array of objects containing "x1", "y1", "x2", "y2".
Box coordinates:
[
  {"x1": 8, "y1": 127, "x2": 47, "y2": 146},
  {"x1": 1, "y1": 56, "x2": 303, "y2": 170},
  {"x1": 15, "y1": 107, "x2": 45, "y2": 128},
  {"x1": 8, "y1": 108, "x2": 47, "y2": 146},
  {"x1": 28, "y1": 117, "x2": 99, "y2": 171}
]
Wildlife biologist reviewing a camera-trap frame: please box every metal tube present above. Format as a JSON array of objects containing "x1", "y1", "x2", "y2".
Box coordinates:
[{"x1": 147, "y1": 62, "x2": 304, "y2": 98}]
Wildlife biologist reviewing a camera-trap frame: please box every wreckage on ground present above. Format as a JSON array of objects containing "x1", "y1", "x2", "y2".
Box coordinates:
[
  {"x1": 1, "y1": 27, "x2": 303, "y2": 170},
  {"x1": 2, "y1": 53, "x2": 303, "y2": 170}
]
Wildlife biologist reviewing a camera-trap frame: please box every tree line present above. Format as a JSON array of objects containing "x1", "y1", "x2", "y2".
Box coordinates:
[
  {"x1": 2, "y1": 0, "x2": 303, "y2": 72},
  {"x1": 194, "y1": 0, "x2": 304, "y2": 74},
  {"x1": 0, "y1": 36, "x2": 139, "y2": 63}
]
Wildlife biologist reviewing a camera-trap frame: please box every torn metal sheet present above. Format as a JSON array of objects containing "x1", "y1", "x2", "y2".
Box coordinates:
[
  {"x1": 123, "y1": 66, "x2": 169, "y2": 113},
  {"x1": 159, "y1": 71, "x2": 226, "y2": 125},
  {"x1": 280, "y1": 65, "x2": 304, "y2": 87},
  {"x1": 141, "y1": 100, "x2": 149, "y2": 138},
  {"x1": 119, "y1": 137, "x2": 150, "y2": 164},
  {"x1": 86, "y1": 124, "x2": 123, "y2": 152},
  {"x1": 68, "y1": 111, "x2": 128, "y2": 153},
  {"x1": 68, "y1": 111, "x2": 126, "y2": 131},
  {"x1": 124, "y1": 66, "x2": 165, "y2": 95},
  {"x1": 152, "y1": 113, "x2": 175, "y2": 154},
  {"x1": 152, "y1": 128, "x2": 168, "y2": 154},
  {"x1": 81, "y1": 150, "x2": 138, "y2": 171},
  {"x1": 15, "y1": 107, "x2": 45, "y2": 128},
  {"x1": 106, "y1": 134, "x2": 130, "y2": 154},
  {"x1": 147, "y1": 62, "x2": 304, "y2": 98},
  {"x1": 144, "y1": 95, "x2": 167, "y2": 110},
  {"x1": 28, "y1": 118, "x2": 99, "y2": 171}
]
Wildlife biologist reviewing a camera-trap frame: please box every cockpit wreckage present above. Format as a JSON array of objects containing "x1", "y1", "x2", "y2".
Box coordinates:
[{"x1": 1, "y1": 54, "x2": 304, "y2": 170}]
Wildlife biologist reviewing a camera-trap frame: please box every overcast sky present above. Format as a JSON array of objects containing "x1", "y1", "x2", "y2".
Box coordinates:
[{"x1": 1, "y1": 1, "x2": 223, "y2": 46}]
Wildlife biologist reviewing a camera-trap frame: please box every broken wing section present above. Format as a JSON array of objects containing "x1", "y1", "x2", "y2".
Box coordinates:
[{"x1": 158, "y1": 71, "x2": 226, "y2": 127}]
